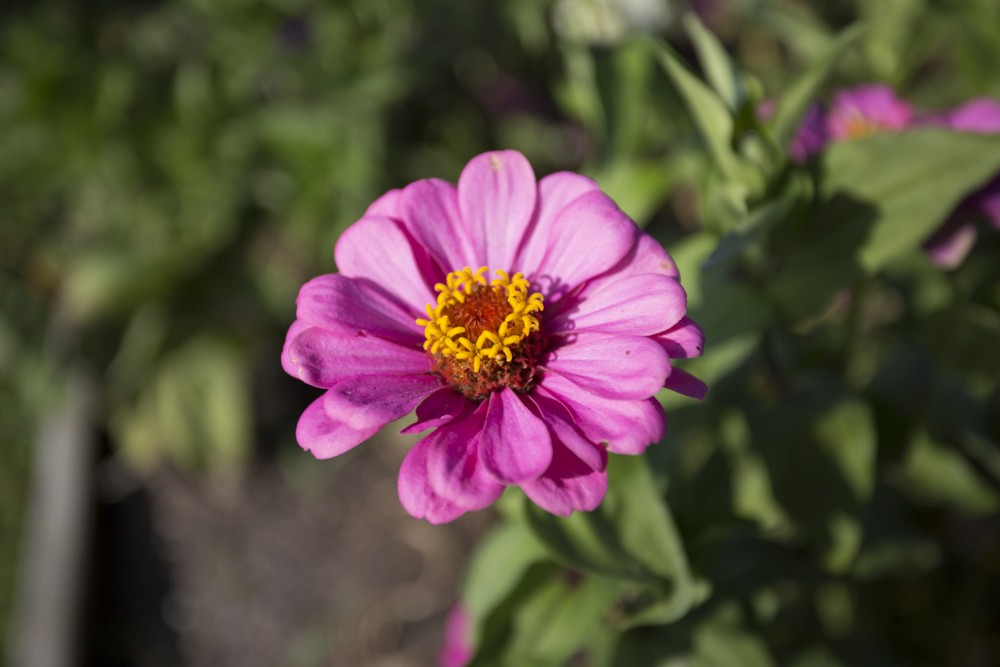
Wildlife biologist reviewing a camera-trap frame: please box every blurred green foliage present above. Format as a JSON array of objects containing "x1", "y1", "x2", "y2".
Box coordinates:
[{"x1": 3, "y1": 0, "x2": 1000, "y2": 664}]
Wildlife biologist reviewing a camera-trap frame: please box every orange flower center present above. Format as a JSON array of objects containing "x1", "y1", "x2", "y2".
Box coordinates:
[{"x1": 416, "y1": 267, "x2": 545, "y2": 400}]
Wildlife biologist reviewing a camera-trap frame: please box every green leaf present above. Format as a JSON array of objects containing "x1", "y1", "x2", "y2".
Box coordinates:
[
  {"x1": 682, "y1": 13, "x2": 744, "y2": 112},
  {"x1": 821, "y1": 130, "x2": 1000, "y2": 272},
  {"x1": 703, "y1": 187, "x2": 798, "y2": 268},
  {"x1": 523, "y1": 456, "x2": 694, "y2": 626},
  {"x1": 503, "y1": 575, "x2": 625, "y2": 666},
  {"x1": 719, "y1": 409, "x2": 789, "y2": 531},
  {"x1": 750, "y1": 388, "x2": 876, "y2": 573},
  {"x1": 691, "y1": 603, "x2": 776, "y2": 667},
  {"x1": 648, "y1": 37, "x2": 760, "y2": 191},
  {"x1": 895, "y1": 431, "x2": 999, "y2": 513},
  {"x1": 464, "y1": 522, "x2": 548, "y2": 624}
]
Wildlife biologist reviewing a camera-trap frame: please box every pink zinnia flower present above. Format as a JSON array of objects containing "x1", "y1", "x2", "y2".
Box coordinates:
[
  {"x1": 282, "y1": 150, "x2": 705, "y2": 522},
  {"x1": 439, "y1": 604, "x2": 473, "y2": 667},
  {"x1": 825, "y1": 84, "x2": 912, "y2": 140},
  {"x1": 922, "y1": 98, "x2": 1000, "y2": 268}
]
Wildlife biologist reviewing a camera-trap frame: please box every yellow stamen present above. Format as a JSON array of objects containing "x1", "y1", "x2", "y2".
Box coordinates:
[{"x1": 417, "y1": 266, "x2": 544, "y2": 376}]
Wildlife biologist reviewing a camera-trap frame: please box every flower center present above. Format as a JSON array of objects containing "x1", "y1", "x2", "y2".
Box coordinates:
[
  {"x1": 844, "y1": 112, "x2": 883, "y2": 139},
  {"x1": 416, "y1": 266, "x2": 545, "y2": 400}
]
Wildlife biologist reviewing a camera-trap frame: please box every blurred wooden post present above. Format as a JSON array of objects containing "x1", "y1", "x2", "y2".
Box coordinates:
[{"x1": 9, "y1": 371, "x2": 95, "y2": 667}]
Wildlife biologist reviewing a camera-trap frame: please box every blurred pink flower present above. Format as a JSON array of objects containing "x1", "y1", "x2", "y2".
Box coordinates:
[
  {"x1": 758, "y1": 100, "x2": 828, "y2": 163},
  {"x1": 282, "y1": 150, "x2": 704, "y2": 523},
  {"x1": 922, "y1": 98, "x2": 1000, "y2": 268},
  {"x1": 440, "y1": 604, "x2": 473, "y2": 667},
  {"x1": 826, "y1": 84, "x2": 912, "y2": 140},
  {"x1": 789, "y1": 103, "x2": 829, "y2": 163}
]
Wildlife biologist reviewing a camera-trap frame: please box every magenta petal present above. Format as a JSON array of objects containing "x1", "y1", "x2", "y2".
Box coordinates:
[
  {"x1": 827, "y1": 84, "x2": 912, "y2": 139},
  {"x1": 524, "y1": 392, "x2": 606, "y2": 472},
  {"x1": 457, "y1": 150, "x2": 538, "y2": 271},
  {"x1": 652, "y1": 316, "x2": 705, "y2": 359},
  {"x1": 400, "y1": 178, "x2": 475, "y2": 271},
  {"x1": 548, "y1": 273, "x2": 687, "y2": 336},
  {"x1": 515, "y1": 171, "x2": 600, "y2": 279},
  {"x1": 398, "y1": 438, "x2": 469, "y2": 524},
  {"x1": 296, "y1": 394, "x2": 368, "y2": 459},
  {"x1": 366, "y1": 188, "x2": 403, "y2": 217},
  {"x1": 596, "y1": 232, "x2": 680, "y2": 283},
  {"x1": 401, "y1": 388, "x2": 470, "y2": 435},
  {"x1": 947, "y1": 98, "x2": 1000, "y2": 133},
  {"x1": 281, "y1": 319, "x2": 311, "y2": 379},
  {"x1": 440, "y1": 605, "x2": 474, "y2": 667},
  {"x1": 325, "y1": 373, "x2": 443, "y2": 429},
  {"x1": 532, "y1": 191, "x2": 636, "y2": 298},
  {"x1": 334, "y1": 215, "x2": 440, "y2": 315},
  {"x1": 425, "y1": 403, "x2": 506, "y2": 509},
  {"x1": 522, "y1": 441, "x2": 608, "y2": 516},
  {"x1": 295, "y1": 274, "x2": 423, "y2": 345},
  {"x1": 479, "y1": 388, "x2": 552, "y2": 484},
  {"x1": 544, "y1": 333, "x2": 670, "y2": 400},
  {"x1": 297, "y1": 375, "x2": 441, "y2": 459},
  {"x1": 285, "y1": 327, "x2": 429, "y2": 388},
  {"x1": 537, "y1": 374, "x2": 666, "y2": 455},
  {"x1": 664, "y1": 367, "x2": 709, "y2": 400}
]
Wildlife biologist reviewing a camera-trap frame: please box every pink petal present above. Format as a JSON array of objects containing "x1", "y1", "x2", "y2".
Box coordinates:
[
  {"x1": 281, "y1": 319, "x2": 311, "y2": 379},
  {"x1": 524, "y1": 392, "x2": 606, "y2": 472},
  {"x1": 478, "y1": 388, "x2": 552, "y2": 484},
  {"x1": 514, "y1": 171, "x2": 600, "y2": 279},
  {"x1": 334, "y1": 215, "x2": 441, "y2": 315},
  {"x1": 296, "y1": 394, "x2": 375, "y2": 459},
  {"x1": 543, "y1": 333, "x2": 670, "y2": 400},
  {"x1": 440, "y1": 605, "x2": 474, "y2": 667},
  {"x1": 400, "y1": 178, "x2": 475, "y2": 271},
  {"x1": 529, "y1": 191, "x2": 636, "y2": 300},
  {"x1": 284, "y1": 327, "x2": 429, "y2": 388},
  {"x1": 425, "y1": 403, "x2": 506, "y2": 509},
  {"x1": 606, "y1": 232, "x2": 680, "y2": 280},
  {"x1": 325, "y1": 373, "x2": 443, "y2": 428},
  {"x1": 827, "y1": 84, "x2": 912, "y2": 139},
  {"x1": 297, "y1": 375, "x2": 441, "y2": 459},
  {"x1": 664, "y1": 367, "x2": 709, "y2": 400},
  {"x1": 458, "y1": 150, "x2": 538, "y2": 271},
  {"x1": 652, "y1": 316, "x2": 706, "y2": 359},
  {"x1": 537, "y1": 374, "x2": 666, "y2": 455},
  {"x1": 548, "y1": 273, "x2": 687, "y2": 336},
  {"x1": 366, "y1": 188, "x2": 403, "y2": 217},
  {"x1": 521, "y1": 440, "x2": 608, "y2": 516},
  {"x1": 401, "y1": 388, "x2": 471, "y2": 435},
  {"x1": 295, "y1": 274, "x2": 423, "y2": 345},
  {"x1": 947, "y1": 98, "x2": 1000, "y2": 133},
  {"x1": 398, "y1": 438, "x2": 470, "y2": 524}
]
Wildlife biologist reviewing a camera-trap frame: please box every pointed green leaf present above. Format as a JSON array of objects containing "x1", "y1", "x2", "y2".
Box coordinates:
[{"x1": 682, "y1": 13, "x2": 744, "y2": 112}]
